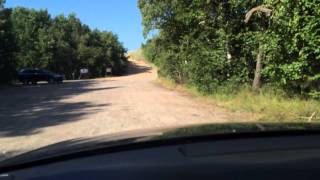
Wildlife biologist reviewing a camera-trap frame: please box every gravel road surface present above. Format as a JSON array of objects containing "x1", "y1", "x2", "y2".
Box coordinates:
[{"x1": 0, "y1": 59, "x2": 253, "y2": 159}]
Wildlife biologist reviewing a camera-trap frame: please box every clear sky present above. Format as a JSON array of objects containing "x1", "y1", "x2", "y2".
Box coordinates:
[{"x1": 5, "y1": 0, "x2": 144, "y2": 51}]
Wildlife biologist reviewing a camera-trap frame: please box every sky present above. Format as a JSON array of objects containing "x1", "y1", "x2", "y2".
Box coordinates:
[{"x1": 5, "y1": 0, "x2": 144, "y2": 51}]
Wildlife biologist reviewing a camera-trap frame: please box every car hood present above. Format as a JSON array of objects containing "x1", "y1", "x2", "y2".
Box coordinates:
[{"x1": 1, "y1": 122, "x2": 320, "y2": 171}]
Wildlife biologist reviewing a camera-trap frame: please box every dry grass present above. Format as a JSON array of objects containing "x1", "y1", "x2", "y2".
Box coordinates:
[
  {"x1": 156, "y1": 77, "x2": 320, "y2": 122},
  {"x1": 128, "y1": 49, "x2": 145, "y2": 61}
]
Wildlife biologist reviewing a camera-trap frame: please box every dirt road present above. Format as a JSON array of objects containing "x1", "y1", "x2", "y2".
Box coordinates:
[{"x1": 0, "y1": 60, "x2": 252, "y2": 159}]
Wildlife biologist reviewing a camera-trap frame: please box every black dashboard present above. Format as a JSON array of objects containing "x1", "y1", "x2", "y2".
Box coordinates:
[{"x1": 1, "y1": 133, "x2": 320, "y2": 180}]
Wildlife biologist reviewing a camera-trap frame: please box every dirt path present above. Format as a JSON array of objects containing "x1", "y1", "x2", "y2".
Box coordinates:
[{"x1": 0, "y1": 59, "x2": 253, "y2": 159}]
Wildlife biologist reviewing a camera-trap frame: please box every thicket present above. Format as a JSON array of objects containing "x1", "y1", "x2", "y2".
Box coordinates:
[{"x1": 139, "y1": 0, "x2": 320, "y2": 99}]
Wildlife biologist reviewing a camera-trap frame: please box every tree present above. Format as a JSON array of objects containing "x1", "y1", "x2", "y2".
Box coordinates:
[
  {"x1": 244, "y1": 5, "x2": 272, "y2": 91},
  {"x1": 139, "y1": 0, "x2": 253, "y2": 91},
  {"x1": 49, "y1": 14, "x2": 82, "y2": 79},
  {"x1": 0, "y1": 6, "x2": 127, "y2": 82},
  {"x1": 247, "y1": 0, "x2": 320, "y2": 98},
  {"x1": 0, "y1": 8, "x2": 16, "y2": 83},
  {"x1": 139, "y1": 0, "x2": 320, "y2": 98},
  {"x1": 11, "y1": 8, "x2": 53, "y2": 69}
]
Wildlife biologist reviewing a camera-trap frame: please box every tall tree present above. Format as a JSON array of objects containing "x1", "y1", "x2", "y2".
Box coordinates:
[
  {"x1": 0, "y1": 7, "x2": 16, "y2": 83},
  {"x1": 244, "y1": 5, "x2": 272, "y2": 91},
  {"x1": 139, "y1": 0, "x2": 320, "y2": 98},
  {"x1": 1, "y1": 6, "x2": 128, "y2": 82},
  {"x1": 11, "y1": 8, "x2": 53, "y2": 68}
]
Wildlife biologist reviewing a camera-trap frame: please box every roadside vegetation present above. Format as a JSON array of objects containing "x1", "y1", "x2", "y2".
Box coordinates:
[
  {"x1": 137, "y1": 0, "x2": 320, "y2": 121},
  {"x1": 156, "y1": 76, "x2": 320, "y2": 122},
  {"x1": 0, "y1": 1, "x2": 127, "y2": 83},
  {"x1": 128, "y1": 49, "x2": 145, "y2": 61}
]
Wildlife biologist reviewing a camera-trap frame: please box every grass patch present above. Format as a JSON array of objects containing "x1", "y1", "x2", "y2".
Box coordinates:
[
  {"x1": 212, "y1": 88, "x2": 320, "y2": 122},
  {"x1": 156, "y1": 77, "x2": 320, "y2": 122}
]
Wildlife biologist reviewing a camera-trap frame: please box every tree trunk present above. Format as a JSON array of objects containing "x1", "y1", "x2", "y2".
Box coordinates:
[
  {"x1": 252, "y1": 45, "x2": 263, "y2": 91},
  {"x1": 244, "y1": 5, "x2": 272, "y2": 92}
]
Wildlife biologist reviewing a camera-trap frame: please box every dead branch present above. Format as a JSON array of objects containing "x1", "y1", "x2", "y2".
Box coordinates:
[
  {"x1": 245, "y1": 6, "x2": 272, "y2": 23},
  {"x1": 308, "y1": 111, "x2": 317, "y2": 123}
]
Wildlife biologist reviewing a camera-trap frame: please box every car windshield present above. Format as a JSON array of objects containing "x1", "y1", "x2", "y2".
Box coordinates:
[
  {"x1": 20, "y1": 69, "x2": 33, "y2": 73},
  {"x1": 0, "y1": 0, "x2": 319, "y2": 162}
]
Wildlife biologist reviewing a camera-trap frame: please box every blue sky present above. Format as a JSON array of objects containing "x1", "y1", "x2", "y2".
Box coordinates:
[{"x1": 5, "y1": 0, "x2": 144, "y2": 51}]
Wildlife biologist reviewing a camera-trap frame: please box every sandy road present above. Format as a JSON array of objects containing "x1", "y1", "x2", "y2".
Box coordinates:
[{"x1": 0, "y1": 59, "x2": 252, "y2": 159}]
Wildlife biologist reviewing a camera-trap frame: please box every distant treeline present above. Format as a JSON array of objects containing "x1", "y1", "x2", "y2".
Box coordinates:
[
  {"x1": 139, "y1": 0, "x2": 320, "y2": 99},
  {"x1": 0, "y1": 2, "x2": 127, "y2": 82}
]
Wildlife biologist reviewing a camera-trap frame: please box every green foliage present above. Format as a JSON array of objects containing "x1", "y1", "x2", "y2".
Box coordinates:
[
  {"x1": 139, "y1": 0, "x2": 320, "y2": 99},
  {"x1": 0, "y1": 7, "x2": 127, "y2": 83},
  {"x1": 11, "y1": 8, "x2": 53, "y2": 69},
  {"x1": 262, "y1": 0, "x2": 320, "y2": 97},
  {"x1": 0, "y1": 8, "x2": 16, "y2": 83}
]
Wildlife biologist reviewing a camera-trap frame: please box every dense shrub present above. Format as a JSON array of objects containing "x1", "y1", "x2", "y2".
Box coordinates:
[{"x1": 139, "y1": 0, "x2": 320, "y2": 98}]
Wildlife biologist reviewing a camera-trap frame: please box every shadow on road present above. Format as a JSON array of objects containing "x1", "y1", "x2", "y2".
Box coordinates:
[
  {"x1": 0, "y1": 80, "x2": 119, "y2": 137},
  {"x1": 125, "y1": 61, "x2": 152, "y2": 75}
]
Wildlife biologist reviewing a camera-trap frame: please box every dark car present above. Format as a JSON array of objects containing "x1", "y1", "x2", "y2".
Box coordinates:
[{"x1": 18, "y1": 69, "x2": 64, "y2": 85}]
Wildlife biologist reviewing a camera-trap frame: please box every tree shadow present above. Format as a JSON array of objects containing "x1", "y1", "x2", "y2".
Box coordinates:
[
  {"x1": 0, "y1": 80, "x2": 120, "y2": 137},
  {"x1": 125, "y1": 61, "x2": 152, "y2": 75}
]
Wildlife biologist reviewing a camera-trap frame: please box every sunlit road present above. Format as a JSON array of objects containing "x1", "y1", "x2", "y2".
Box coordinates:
[{"x1": 0, "y1": 59, "x2": 252, "y2": 159}]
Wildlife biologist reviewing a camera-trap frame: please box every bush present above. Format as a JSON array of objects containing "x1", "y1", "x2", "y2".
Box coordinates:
[{"x1": 139, "y1": 0, "x2": 320, "y2": 99}]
